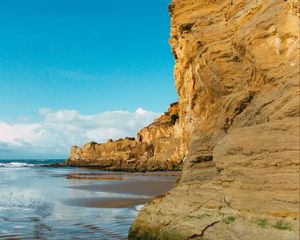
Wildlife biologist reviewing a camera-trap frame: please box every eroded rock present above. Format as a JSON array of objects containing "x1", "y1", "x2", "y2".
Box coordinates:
[
  {"x1": 67, "y1": 103, "x2": 183, "y2": 171},
  {"x1": 130, "y1": 0, "x2": 299, "y2": 239}
]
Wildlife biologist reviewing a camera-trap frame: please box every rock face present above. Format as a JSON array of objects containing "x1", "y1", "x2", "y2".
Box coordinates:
[
  {"x1": 129, "y1": 0, "x2": 299, "y2": 239},
  {"x1": 67, "y1": 103, "x2": 183, "y2": 171}
]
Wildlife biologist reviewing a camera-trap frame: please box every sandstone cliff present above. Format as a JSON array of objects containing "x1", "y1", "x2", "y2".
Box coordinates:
[
  {"x1": 67, "y1": 103, "x2": 183, "y2": 171},
  {"x1": 130, "y1": 0, "x2": 299, "y2": 239}
]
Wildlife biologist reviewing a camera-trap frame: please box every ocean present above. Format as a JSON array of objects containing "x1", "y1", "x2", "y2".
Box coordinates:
[{"x1": 0, "y1": 160, "x2": 176, "y2": 239}]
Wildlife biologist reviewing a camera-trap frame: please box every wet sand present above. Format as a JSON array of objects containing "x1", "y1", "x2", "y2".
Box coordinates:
[
  {"x1": 61, "y1": 171, "x2": 179, "y2": 181},
  {"x1": 68, "y1": 180, "x2": 176, "y2": 196},
  {"x1": 65, "y1": 197, "x2": 152, "y2": 208},
  {"x1": 64, "y1": 172, "x2": 178, "y2": 208}
]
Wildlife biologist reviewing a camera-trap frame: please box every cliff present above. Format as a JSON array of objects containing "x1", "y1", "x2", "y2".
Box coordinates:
[
  {"x1": 67, "y1": 103, "x2": 183, "y2": 171},
  {"x1": 129, "y1": 0, "x2": 300, "y2": 239}
]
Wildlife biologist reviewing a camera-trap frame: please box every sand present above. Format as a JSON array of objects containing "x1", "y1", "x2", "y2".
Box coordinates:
[
  {"x1": 68, "y1": 180, "x2": 176, "y2": 196},
  {"x1": 64, "y1": 172, "x2": 178, "y2": 209},
  {"x1": 65, "y1": 197, "x2": 152, "y2": 208}
]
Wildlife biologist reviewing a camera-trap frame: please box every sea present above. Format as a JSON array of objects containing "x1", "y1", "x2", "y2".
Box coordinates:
[{"x1": 0, "y1": 159, "x2": 174, "y2": 239}]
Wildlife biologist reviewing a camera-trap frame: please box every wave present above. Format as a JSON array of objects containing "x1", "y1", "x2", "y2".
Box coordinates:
[
  {"x1": 0, "y1": 162, "x2": 35, "y2": 168},
  {"x1": 134, "y1": 204, "x2": 145, "y2": 212},
  {"x1": 0, "y1": 159, "x2": 64, "y2": 168},
  {"x1": 0, "y1": 188, "x2": 53, "y2": 217}
]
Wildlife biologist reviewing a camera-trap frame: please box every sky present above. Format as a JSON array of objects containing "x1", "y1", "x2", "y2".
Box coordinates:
[{"x1": 0, "y1": 0, "x2": 177, "y2": 159}]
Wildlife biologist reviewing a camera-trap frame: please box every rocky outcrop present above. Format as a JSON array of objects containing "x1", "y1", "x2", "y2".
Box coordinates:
[
  {"x1": 130, "y1": 0, "x2": 299, "y2": 239},
  {"x1": 67, "y1": 103, "x2": 183, "y2": 171}
]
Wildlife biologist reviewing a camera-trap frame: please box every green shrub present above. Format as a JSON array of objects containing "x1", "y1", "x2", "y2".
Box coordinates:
[
  {"x1": 273, "y1": 220, "x2": 292, "y2": 231},
  {"x1": 256, "y1": 218, "x2": 268, "y2": 228},
  {"x1": 223, "y1": 216, "x2": 235, "y2": 224}
]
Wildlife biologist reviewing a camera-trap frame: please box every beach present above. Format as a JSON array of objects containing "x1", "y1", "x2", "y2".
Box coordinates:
[{"x1": 0, "y1": 161, "x2": 178, "y2": 239}]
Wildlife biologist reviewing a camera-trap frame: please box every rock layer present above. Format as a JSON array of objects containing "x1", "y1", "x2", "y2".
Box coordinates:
[
  {"x1": 67, "y1": 103, "x2": 183, "y2": 171},
  {"x1": 130, "y1": 0, "x2": 299, "y2": 239}
]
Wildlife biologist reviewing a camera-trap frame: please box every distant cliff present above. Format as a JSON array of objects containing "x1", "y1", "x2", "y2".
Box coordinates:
[
  {"x1": 130, "y1": 0, "x2": 299, "y2": 239},
  {"x1": 67, "y1": 103, "x2": 183, "y2": 171}
]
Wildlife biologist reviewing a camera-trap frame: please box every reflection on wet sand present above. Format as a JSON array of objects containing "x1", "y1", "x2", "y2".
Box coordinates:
[
  {"x1": 65, "y1": 173, "x2": 126, "y2": 181},
  {"x1": 32, "y1": 217, "x2": 52, "y2": 240},
  {"x1": 56, "y1": 170, "x2": 179, "y2": 181},
  {"x1": 63, "y1": 172, "x2": 177, "y2": 209},
  {"x1": 74, "y1": 222, "x2": 128, "y2": 240},
  {"x1": 68, "y1": 180, "x2": 176, "y2": 196},
  {"x1": 0, "y1": 167, "x2": 177, "y2": 239},
  {"x1": 65, "y1": 197, "x2": 151, "y2": 209}
]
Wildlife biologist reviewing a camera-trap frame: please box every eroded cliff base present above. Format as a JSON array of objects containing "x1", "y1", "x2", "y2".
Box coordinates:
[{"x1": 129, "y1": 0, "x2": 299, "y2": 239}]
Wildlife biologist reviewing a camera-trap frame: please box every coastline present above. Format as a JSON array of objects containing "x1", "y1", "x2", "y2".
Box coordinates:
[
  {"x1": 48, "y1": 161, "x2": 182, "y2": 172},
  {"x1": 0, "y1": 162, "x2": 178, "y2": 239},
  {"x1": 64, "y1": 176, "x2": 177, "y2": 209}
]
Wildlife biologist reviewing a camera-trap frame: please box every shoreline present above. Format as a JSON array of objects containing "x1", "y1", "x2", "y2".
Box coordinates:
[
  {"x1": 67, "y1": 179, "x2": 177, "y2": 196},
  {"x1": 64, "y1": 197, "x2": 151, "y2": 209},
  {"x1": 1, "y1": 165, "x2": 172, "y2": 239},
  {"x1": 46, "y1": 162, "x2": 183, "y2": 173},
  {"x1": 57, "y1": 169, "x2": 179, "y2": 209}
]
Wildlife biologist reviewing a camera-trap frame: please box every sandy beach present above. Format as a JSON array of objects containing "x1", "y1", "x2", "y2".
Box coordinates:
[
  {"x1": 64, "y1": 171, "x2": 178, "y2": 208},
  {"x1": 64, "y1": 197, "x2": 152, "y2": 208},
  {"x1": 0, "y1": 165, "x2": 178, "y2": 239}
]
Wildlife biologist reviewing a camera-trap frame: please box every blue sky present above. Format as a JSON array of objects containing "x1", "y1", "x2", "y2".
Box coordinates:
[{"x1": 0, "y1": 0, "x2": 177, "y2": 159}]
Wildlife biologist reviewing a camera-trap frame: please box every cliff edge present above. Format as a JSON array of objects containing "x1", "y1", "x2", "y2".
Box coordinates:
[
  {"x1": 129, "y1": 0, "x2": 299, "y2": 239},
  {"x1": 67, "y1": 103, "x2": 183, "y2": 171}
]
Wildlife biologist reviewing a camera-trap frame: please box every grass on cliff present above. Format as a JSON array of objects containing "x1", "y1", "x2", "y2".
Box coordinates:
[
  {"x1": 273, "y1": 220, "x2": 292, "y2": 231},
  {"x1": 253, "y1": 218, "x2": 293, "y2": 231},
  {"x1": 255, "y1": 218, "x2": 268, "y2": 228},
  {"x1": 129, "y1": 227, "x2": 184, "y2": 240},
  {"x1": 223, "y1": 216, "x2": 235, "y2": 224}
]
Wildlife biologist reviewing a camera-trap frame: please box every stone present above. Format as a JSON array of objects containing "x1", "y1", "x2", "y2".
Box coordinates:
[
  {"x1": 67, "y1": 103, "x2": 183, "y2": 171},
  {"x1": 129, "y1": 0, "x2": 299, "y2": 239}
]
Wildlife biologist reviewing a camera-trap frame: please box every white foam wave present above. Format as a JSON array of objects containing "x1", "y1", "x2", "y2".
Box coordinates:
[
  {"x1": 0, "y1": 162, "x2": 35, "y2": 168},
  {"x1": 0, "y1": 188, "x2": 53, "y2": 217},
  {"x1": 134, "y1": 204, "x2": 145, "y2": 212}
]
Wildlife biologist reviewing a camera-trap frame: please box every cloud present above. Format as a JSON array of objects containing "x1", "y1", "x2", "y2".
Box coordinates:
[{"x1": 0, "y1": 108, "x2": 160, "y2": 159}]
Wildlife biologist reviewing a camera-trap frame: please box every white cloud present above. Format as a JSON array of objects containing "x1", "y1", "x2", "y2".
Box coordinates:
[
  {"x1": 0, "y1": 122, "x2": 43, "y2": 146},
  {"x1": 0, "y1": 108, "x2": 160, "y2": 159}
]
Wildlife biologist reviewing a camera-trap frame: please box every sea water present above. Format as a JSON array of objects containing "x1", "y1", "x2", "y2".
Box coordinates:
[{"x1": 0, "y1": 160, "x2": 141, "y2": 239}]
